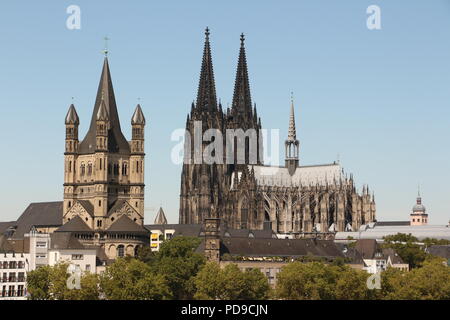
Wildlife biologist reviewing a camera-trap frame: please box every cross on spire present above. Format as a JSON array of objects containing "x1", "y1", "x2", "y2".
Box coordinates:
[{"x1": 102, "y1": 36, "x2": 110, "y2": 56}]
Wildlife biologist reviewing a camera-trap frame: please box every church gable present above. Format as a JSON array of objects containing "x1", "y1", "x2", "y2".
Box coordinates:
[
  {"x1": 107, "y1": 200, "x2": 141, "y2": 227},
  {"x1": 63, "y1": 201, "x2": 93, "y2": 228}
]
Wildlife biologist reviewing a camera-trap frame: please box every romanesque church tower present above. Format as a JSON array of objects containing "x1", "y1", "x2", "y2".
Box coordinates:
[{"x1": 62, "y1": 56, "x2": 148, "y2": 258}]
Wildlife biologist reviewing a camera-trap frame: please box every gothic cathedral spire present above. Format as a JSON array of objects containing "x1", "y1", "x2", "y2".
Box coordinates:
[
  {"x1": 231, "y1": 33, "x2": 253, "y2": 124},
  {"x1": 195, "y1": 27, "x2": 217, "y2": 112}
]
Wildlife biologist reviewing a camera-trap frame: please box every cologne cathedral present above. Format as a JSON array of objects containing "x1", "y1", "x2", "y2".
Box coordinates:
[{"x1": 179, "y1": 29, "x2": 376, "y2": 236}]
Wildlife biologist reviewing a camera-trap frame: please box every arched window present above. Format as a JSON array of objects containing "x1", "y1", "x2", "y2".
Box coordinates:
[
  {"x1": 122, "y1": 162, "x2": 128, "y2": 176},
  {"x1": 80, "y1": 163, "x2": 86, "y2": 176},
  {"x1": 88, "y1": 163, "x2": 93, "y2": 175},
  {"x1": 117, "y1": 245, "x2": 125, "y2": 257}
]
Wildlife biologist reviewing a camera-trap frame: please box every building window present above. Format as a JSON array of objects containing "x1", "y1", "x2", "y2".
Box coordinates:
[
  {"x1": 36, "y1": 241, "x2": 47, "y2": 248},
  {"x1": 117, "y1": 245, "x2": 125, "y2": 257},
  {"x1": 18, "y1": 261, "x2": 25, "y2": 269},
  {"x1": 2, "y1": 262, "x2": 7, "y2": 269},
  {"x1": 8, "y1": 285, "x2": 14, "y2": 297},
  {"x1": 36, "y1": 254, "x2": 46, "y2": 259},
  {"x1": 17, "y1": 272, "x2": 25, "y2": 282},
  {"x1": 8, "y1": 273, "x2": 16, "y2": 282},
  {"x1": 72, "y1": 254, "x2": 83, "y2": 260},
  {"x1": 97, "y1": 220, "x2": 102, "y2": 228},
  {"x1": 9, "y1": 261, "x2": 16, "y2": 269},
  {"x1": 17, "y1": 285, "x2": 24, "y2": 297},
  {"x1": 85, "y1": 264, "x2": 91, "y2": 272}
]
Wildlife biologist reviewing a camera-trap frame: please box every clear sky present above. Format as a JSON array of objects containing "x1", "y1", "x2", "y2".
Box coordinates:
[{"x1": 0, "y1": 1, "x2": 449, "y2": 224}]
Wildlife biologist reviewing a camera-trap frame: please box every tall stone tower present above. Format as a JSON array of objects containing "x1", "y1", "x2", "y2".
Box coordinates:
[
  {"x1": 179, "y1": 29, "x2": 263, "y2": 225},
  {"x1": 62, "y1": 56, "x2": 148, "y2": 258}
]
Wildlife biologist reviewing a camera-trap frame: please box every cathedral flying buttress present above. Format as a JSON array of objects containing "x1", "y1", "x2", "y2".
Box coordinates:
[{"x1": 179, "y1": 29, "x2": 376, "y2": 236}]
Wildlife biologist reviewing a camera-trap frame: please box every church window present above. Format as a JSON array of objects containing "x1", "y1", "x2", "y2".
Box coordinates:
[
  {"x1": 108, "y1": 164, "x2": 112, "y2": 174},
  {"x1": 88, "y1": 163, "x2": 93, "y2": 175},
  {"x1": 98, "y1": 200, "x2": 101, "y2": 207},
  {"x1": 99, "y1": 159, "x2": 102, "y2": 170},
  {"x1": 80, "y1": 163, "x2": 85, "y2": 176},
  {"x1": 69, "y1": 161, "x2": 72, "y2": 173},
  {"x1": 68, "y1": 201, "x2": 71, "y2": 208},
  {"x1": 97, "y1": 220, "x2": 102, "y2": 228},
  {"x1": 117, "y1": 245, "x2": 125, "y2": 257},
  {"x1": 122, "y1": 163, "x2": 128, "y2": 176}
]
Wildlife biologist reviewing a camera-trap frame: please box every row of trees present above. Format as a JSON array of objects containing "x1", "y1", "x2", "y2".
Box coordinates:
[{"x1": 26, "y1": 235, "x2": 450, "y2": 300}]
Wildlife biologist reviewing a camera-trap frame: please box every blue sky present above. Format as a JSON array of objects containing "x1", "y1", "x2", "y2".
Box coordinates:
[{"x1": 0, "y1": 1, "x2": 449, "y2": 224}]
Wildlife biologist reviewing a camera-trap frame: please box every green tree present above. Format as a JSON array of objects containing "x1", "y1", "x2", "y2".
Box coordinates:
[
  {"x1": 99, "y1": 258, "x2": 171, "y2": 300},
  {"x1": 194, "y1": 262, "x2": 270, "y2": 300},
  {"x1": 382, "y1": 233, "x2": 427, "y2": 268},
  {"x1": 100, "y1": 258, "x2": 171, "y2": 300},
  {"x1": 27, "y1": 265, "x2": 52, "y2": 300},
  {"x1": 275, "y1": 262, "x2": 370, "y2": 300},
  {"x1": 150, "y1": 236, "x2": 205, "y2": 299},
  {"x1": 27, "y1": 263, "x2": 101, "y2": 300}
]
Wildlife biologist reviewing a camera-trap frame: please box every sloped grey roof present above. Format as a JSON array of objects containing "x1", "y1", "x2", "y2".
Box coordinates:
[
  {"x1": 427, "y1": 245, "x2": 450, "y2": 259},
  {"x1": 12, "y1": 202, "x2": 63, "y2": 239},
  {"x1": 354, "y1": 239, "x2": 378, "y2": 259},
  {"x1": 55, "y1": 216, "x2": 91, "y2": 232},
  {"x1": 65, "y1": 104, "x2": 79, "y2": 125},
  {"x1": 336, "y1": 224, "x2": 450, "y2": 241},
  {"x1": 107, "y1": 215, "x2": 148, "y2": 233},
  {"x1": 382, "y1": 248, "x2": 405, "y2": 264},
  {"x1": 218, "y1": 238, "x2": 344, "y2": 258},
  {"x1": 376, "y1": 221, "x2": 410, "y2": 227},
  {"x1": 145, "y1": 223, "x2": 277, "y2": 239},
  {"x1": 154, "y1": 207, "x2": 168, "y2": 225},
  {"x1": 335, "y1": 243, "x2": 364, "y2": 264},
  {"x1": 78, "y1": 57, "x2": 130, "y2": 155},
  {"x1": 50, "y1": 233, "x2": 85, "y2": 250},
  {"x1": 78, "y1": 200, "x2": 94, "y2": 217},
  {"x1": 0, "y1": 235, "x2": 29, "y2": 253},
  {"x1": 131, "y1": 104, "x2": 145, "y2": 125},
  {"x1": 0, "y1": 221, "x2": 16, "y2": 234}
]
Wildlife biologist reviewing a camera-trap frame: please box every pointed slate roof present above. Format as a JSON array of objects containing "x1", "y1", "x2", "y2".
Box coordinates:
[
  {"x1": 55, "y1": 216, "x2": 91, "y2": 232},
  {"x1": 195, "y1": 27, "x2": 217, "y2": 111},
  {"x1": 107, "y1": 215, "x2": 148, "y2": 233},
  {"x1": 78, "y1": 57, "x2": 130, "y2": 154},
  {"x1": 96, "y1": 98, "x2": 109, "y2": 121},
  {"x1": 131, "y1": 104, "x2": 146, "y2": 125},
  {"x1": 65, "y1": 104, "x2": 80, "y2": 125},
  {"x1": 231, "y1": 33, "x2": 252, "y2": 120},
  {"x1": 12, "y1": 202, "x2": 63, "y2": 239},
  {"x1": 50, "y1": 232, "x2": 86, "y2": 249},
  {"x1": 154, "y1": 207, "x2": 168, "y2": 225}
]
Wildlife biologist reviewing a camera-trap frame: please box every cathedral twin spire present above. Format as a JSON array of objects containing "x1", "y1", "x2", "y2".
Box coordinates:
[
  {"x1": 195, "y1": 27, "x2": 218, "y2": 112},
  {"x1": 193, "y1": 28, "x2": 258, "y2": 129}
]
